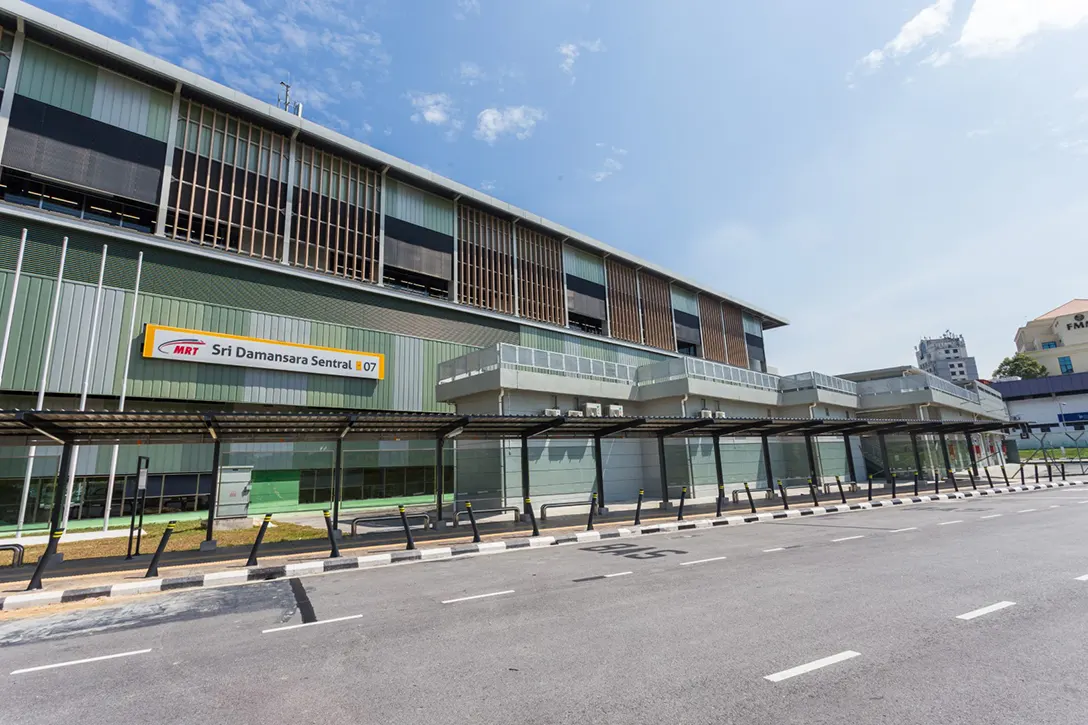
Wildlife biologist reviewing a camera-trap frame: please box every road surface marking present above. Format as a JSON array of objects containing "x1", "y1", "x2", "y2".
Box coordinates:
[
  {"x1": 573, "y1": 571, "x2": 632, "y2": 582},
  {"x1": 956, "y1": 601, "x2": 1015, "y2": 621},
  {"x1": 1049, "y1": 505, "x2": 1061, "y2": 508},
  {"x1": 604, "y1": 571, "x2": 633, "y2": 578},
  {"x1": 441, "y1": 590, "x2": 515, "y2": 604},
  {"x1": 763, "y1": 547, "x2": 786, "y2": 552},
  {"x1": 11, "y1": 649, "x2": 152, "y2": 675},
  {"x1": 980, "y1": 514, "x2": 1002, "y2": 519},
  {"x1": 764, "y1": 651, "x2": 861, "y2": 682},
  {"x1": 831, "y1": 535, "x2": 865, "y2": 543},
  {"x1": 1075, "y1": 574, "x2": 1088, "y2": 582},
  {"x1": 679, "y1": 556, "x2": 727, "y2": 567},
  {"x1": 890, "y1": 527, "x2": 918, "y2": 533},
  {"x1": 262, "y1": 614, "x2": 364, "y2": 633},
  {"x1": 938, "y1": 520, "x2": 964, "y2": 526},
  {"x1": 1017, "y1": 508, "x2": 1037, "y2": 513}
]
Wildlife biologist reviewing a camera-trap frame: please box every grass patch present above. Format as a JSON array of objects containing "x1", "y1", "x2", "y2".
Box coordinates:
[{"x1": 20, "y1": 519, "x2": 326, "y2": 565}]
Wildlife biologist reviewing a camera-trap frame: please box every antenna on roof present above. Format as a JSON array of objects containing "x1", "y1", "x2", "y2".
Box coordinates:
[{"x1": 278, "y1": 80, "x2": 303, "y2": 118}]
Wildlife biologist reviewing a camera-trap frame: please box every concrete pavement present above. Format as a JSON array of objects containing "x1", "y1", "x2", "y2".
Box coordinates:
[{"x1": 2, "y1": 486, "x2": 1088, "y2": 724}]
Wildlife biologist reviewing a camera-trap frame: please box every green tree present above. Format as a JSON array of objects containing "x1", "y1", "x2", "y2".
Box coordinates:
[{"x1": 993, "y1": 352, "x2": 1048, "y2": 379}]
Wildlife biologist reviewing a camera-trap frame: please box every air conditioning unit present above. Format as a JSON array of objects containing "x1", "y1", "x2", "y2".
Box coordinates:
[
  {"x1": 567, "y1": 410, "x2": 585, "y2": 418},
  {"x1": 713, "y1": 410, "x2": 728, "y2": 419},
  {"x1": 543, "y1": 408, "x2": 561, "y2": 417},
  {"x1": 699, "y1": 409, "x2": 714, "y2": 419},
  {"x1": 584, "y1": 402, "x2": 603, "y2": 417},
  {"x1": 607, "y1": 404, "x2": 624, "y2": 417}
]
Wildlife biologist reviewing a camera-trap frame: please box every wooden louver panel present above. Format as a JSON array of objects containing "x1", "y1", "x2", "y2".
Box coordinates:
[
  {"x1": 458, "y1": 206, "x2": 515, "y2": 315},
  {"x1": 517, "y1": 227, "x2": 565, "y2": 326},
  {"x1": 698, "y1": 296, "x2": 728, "y2": 364},
  {"x1": 605, "y1": 257, "x2": 641, "y2": 344},
  {"x1": 292, "y1": 144, "x2": 381, "y2": 283},
  {"x1": 722, "y1": 301, "x2": 750, "y2": 368},
  {"x1": 639, "y1": 271, "x2": 676, "y2": 351}
]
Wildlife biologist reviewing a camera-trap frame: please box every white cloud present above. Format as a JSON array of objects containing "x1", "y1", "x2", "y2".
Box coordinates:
[
  {"x1": 558, "y1": 39, "x2": 605, "y2": 80},
  {"x1": 454, "y1": 0, "x2": 481, "y2": 19},
  {"x1": 408, "y1": 92, "x2": 455, "y2": 125},
  {"x1": 1075, "y1": 87, "x2": 1088, "y2": 100},
  {"x1": 459, "y1": 61, "x2": 484, "y2": 85},
  {"x1": 860, "y1": 0, "x2": 956, "y2": 70},
  {"x1": 921, "y1": 50, "x2": 953, "y2": 67},
  {"x1": 74, "y1": 0, "x2": 133, "y2": 22},
  {"x1": 480, "y1": 180, "x2": 496, "y2": 191},
  {"x1": 592, "y1": 157, "x2": 624, "y2": 182},
  {"x1": 474, "y1": 106, "x2": 546, "y2": 143},
  {"x1": 956, "y1": 0, "x2": 1088, "y2": 57}
]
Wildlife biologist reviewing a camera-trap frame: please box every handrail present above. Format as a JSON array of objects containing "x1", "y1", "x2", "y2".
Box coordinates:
[
  {"x1": 540, "y1": 498, "x2": 595, "y2": 521},
  {"x1": 453, "y1": 506, "x2": 520, "y2": 525},
  {"x1": 1, "y1": 543, "x2": 25, "y2": 568},
  {"x1": 350, "y1": 513, "x2": 431, "y2": 536}
]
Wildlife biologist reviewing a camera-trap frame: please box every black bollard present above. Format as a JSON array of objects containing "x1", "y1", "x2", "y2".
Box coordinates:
[
  {"x1": 891, "y1": 473, "x2": 897, "y2": 499},
  {"x1": 1002, "y1": 465, "x2": 1009, "y2": 485},
  {"x1": 1034, "y1": 464, "x2": 1039, "y2": 483},
  {"x1": 586, "y1": 493, "x2": 598, "y2": 531},
  {"x1": 913, "y1": 471, "x2": 920, "y2": 497},
  {"x1": 867, "y1": 474, "x2": 873, "y2": 501},
  {"x1": 146, "y1": 520, "x2": 177, "y2": 578},
  {"x1": 677, "y1": 487, "x2": 687, "y2": 521},
  {"x1": 525, "y1": 497, "x2": 540, "y2": 536},
  {"x1": 25, "y1": 529, "x2": 63, "y2": 591},
  {"x1": 744, "y1": 483, "x2": 756, "y2": 514},
  {"x1": 716, "y1": 483, "x2": 725, "y2": 517},
  {"x1": 1061, "y1": 462, "x2": 1066, "y2": 479},
  {"x1": 808, "y1": 478, "x2": 819, "y2": 507},
  {"x1": 778, "y1": 480, "x2": 789, "y2": 510},
  {"x1": 836, "y1": 475, "x2": 846, "y2": 504},
  {"x1": 323, "y1": 510, "x2": 341, "y2": 558},
  {"x1": 984, "y1": 467, "x2": 993, "y2": 487},
  {"x1": 934, "y1": 469, "x2": 940, "y2": 494},
  {"x1": 466, "y1": 502, "x2": 481, "y2": 543},
  {"x1": 1020, "y1": 466, "x2": 1026, "y2": 485},
  {"x1": 246, "y1": 514, "x2": 272, "y2": 567},
  {"x1": 1048, "y1": 463, "x2": 1053, "y2": 482},
  {"x1": 950, "y1": 469, "x2": 959, "y2": 493},
  {"x1": 634, "y1": 489, "x2": 644, "y2": 526},
  {"x1": 398, "y1": 505, "x2": 416, "y2": 550},
  {"x1": 968, "y1": 469, "x2": 977, "y2": 491}
]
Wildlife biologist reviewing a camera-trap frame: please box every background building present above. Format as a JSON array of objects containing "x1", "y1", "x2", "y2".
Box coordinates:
[
  {"x1": 916, "y1": 332, "x2": 978, "y2": 385},
  {"x1": 1013, "y1": 299, "x2": 1088, "y2": 377},
  {"x1": 0, "y1": 2, "x2": 1009, "y2": 535}
]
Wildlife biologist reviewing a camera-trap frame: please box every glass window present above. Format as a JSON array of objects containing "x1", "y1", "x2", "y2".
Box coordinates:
[
  {"x1": 742, "y1": 314, "x2": 762, "y2": 337},
  {"x1": 1059, "y1": 356, "x2": 1074, "y2": 375},
  {"x1": 1042, "y1": 341, "x2": 1058, "y2": 349}
]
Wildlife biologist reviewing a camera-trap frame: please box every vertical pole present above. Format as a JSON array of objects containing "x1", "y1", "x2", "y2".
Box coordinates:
[
  {"x1": 593, "y1": 434, "x2": 605, "y2": 512},
  {"x1": 17, "y1": 237, "x2": 68, "y2": 537},
  {"x1": 205, "y1": 439, "x2": 221, "y2": 543},
  {"x1": 712, "y1": 432, "x2": 724, "y2": 498},
  {"x1": 803, "y1": 434, "x2": 819, "y2": 491},
  {"x1": 246, "y1": 514, "x2": 272, "y2": 566},
  {"x1": 657, "y1": 433, "x2": 670, "y2": 506},
  {"x1": 634, "y1": 489, "x2": 644, "y2": 525},
  {"x1": 398, "y1": 505, "x2": 416, "y2": 550},
  {"x1": 910, "y1": 432, "x2": 924, "y2": 483},
  {"x1": 677, "y1": 486, "x2": 686, "y2": 521},
  {"x1": 520, "y1": 434, "x2": 531, "y2": 504},
  {"x1": 331, "y1": 437, "x2": 344, "y2": 529},
  {"x1": 323, "y1": 510, "x2": 341, "y2": 557},
  {"x1": 451, "y1": 196, "x2": 460, "y2": 302},
  {"x1": 145, "y1": 521, "x2": 176, "y2": 578},
  {"x1": 965, "y1": 432, "x2": 979, "y2": 477},
  {"x1": 878, "y1": 433, "x2": 892, "y2": 494},
  {"x1": 939, "y1": 432, "x2": 952, "y2": 485},
  {"x1": 511, "y1": 219, "x2": 520, "y2": 317},
  {"x1": 154, "y1": 82, "x2": 183, "y2": 236},
  {"x1": 104, "y1": 251, "x2": 143, "y2": 531},
  {"x1": 63, "y1": 244, "x2": 108, "y2": 530},
  {"x1": 377, "y1": 166, "x2": 388, "y2": 284},
  {"x1": 843, "y1": 433, "x2": 857, "y2": 483},
  {"x1": 26, "y1": 441, "x2": 73, "y2": 591},
  {"x1": 435, "y1": 436, "x2": 446, "y2": 523},
  {"x1": 280, "y1": 129, "x2": 300, "y2": 264},
  {"x1": 0, "y1": 21, "x2": 26, "y2": 162},
  {"x1": 0, "y1": 228, "x2": 26, "y2": 377},
  {"x1": 761, "y1": 433, "x2": 774, "y2": 491}
]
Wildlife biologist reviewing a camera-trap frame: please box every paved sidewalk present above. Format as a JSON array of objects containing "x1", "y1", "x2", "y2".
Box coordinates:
[{"x1": 2, "y1": 479, "x2": 1081, "y2": 613}]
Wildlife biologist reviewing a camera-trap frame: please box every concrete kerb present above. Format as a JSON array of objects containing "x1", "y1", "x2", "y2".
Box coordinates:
[{"x1": 0, "y1": 480, "x2": 1082, "y2": 612}]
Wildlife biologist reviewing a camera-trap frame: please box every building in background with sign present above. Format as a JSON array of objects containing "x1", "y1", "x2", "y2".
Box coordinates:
[{"x1": 0, "y1": 3, "x2": 1010, "y2": 535}]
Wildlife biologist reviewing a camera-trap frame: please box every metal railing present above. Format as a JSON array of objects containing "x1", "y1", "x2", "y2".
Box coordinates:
[
  {"x1": 350, "y1": 513, "x2": 431, "y2": 536},
  {"x1": 779, "y1": 371, "x2": 858, "y2": 395},
  {"x1": 857, "y1": 372, "x2": 980, "y2": 404},
  {"x1": 1, "y1": 543, "x2": 24, "y2": 567},
  {"x1": 637, "y1": 357, "x2": 780, "y2": 392},
  {"x1": 437, "y1": 344, "x2": 637, "y2": 386}
]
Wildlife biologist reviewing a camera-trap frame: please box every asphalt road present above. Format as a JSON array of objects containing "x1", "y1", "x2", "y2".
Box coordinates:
[{"x1": 2, "y1": 487, "x2": 1088, "y2": 724}]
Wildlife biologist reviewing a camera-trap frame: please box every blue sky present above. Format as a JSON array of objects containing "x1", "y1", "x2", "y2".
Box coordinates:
[{"x1": 41, "y1": 0, "x2": 1088, "y2": 377}]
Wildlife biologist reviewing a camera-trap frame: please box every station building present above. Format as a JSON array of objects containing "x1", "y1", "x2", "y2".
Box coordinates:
[{"x1": 0, "y1": 2, "x2": 1010, "y2": 535}]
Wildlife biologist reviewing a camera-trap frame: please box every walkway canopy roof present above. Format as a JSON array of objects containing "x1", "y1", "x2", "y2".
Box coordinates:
[{"x1": 0, "y1": 410, "x2": 1018, "y2": 447}]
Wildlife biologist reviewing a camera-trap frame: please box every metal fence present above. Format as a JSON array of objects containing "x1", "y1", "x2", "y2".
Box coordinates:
[
  {"x1": 779, "y1": 371, "x2": 858, "y2": 395},
  {"x1": 637, "y1": 357, "x2": 780, "y2": 392},
  {"x1": 437, "y1": 344, "x2": 637, "y2": 386},
  {"x1": 857, "y1": 373, "x2": 980, "y2": 404}
]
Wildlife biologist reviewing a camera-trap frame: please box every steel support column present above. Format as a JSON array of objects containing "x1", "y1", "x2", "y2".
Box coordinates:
[
  {"x1": 593, "y1": 435, "x2": 605, "y2": 512},
  {"x1": 521, "y1": 435, "x2": 531, "y2": 503},
  {"x1": 804, "y1": 433, "x2": 820, "y2": 487},
  {"x1": 939, "y1": 432, "x2": 952, "y2": 480},
  {"x1": 761, "y1": 433, "x2": 774, "y2": 490},
  {"x1": 878, "y1": 433, "x2": 892, "y2": 485},
  {"x1": 204, "y1": 439, "x2": 221, "y2": 544},
  {"x1": 435, "y1": 437, "x2": 446, "y2": 522},
  {"x1": 964, "y1": 432, "x2": 979, "y2": 476},
  {"x1": 843, "y1": 433, "x2": 857, "y2": 482},
  {"x1": 911, "y1": 432, "x2": 924, "y2": 479},
  {"x1": 713, "y1": 432, "x2": 724, "y2": 488},
  {"x1": 331, "y1": 437, "x2": 344, "y2": 529},
  {"x1": 657, "y1": 433, "x2": 670, "y2": 505}
]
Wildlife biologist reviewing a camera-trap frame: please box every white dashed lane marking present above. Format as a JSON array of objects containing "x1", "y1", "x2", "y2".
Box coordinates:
[
  {"x1": 831, "y1": 536, "x2": 865, "y2": 543},
  {"x1": 263, "y1": 614, "x2": 364, "y2": 634},
  {"x1": 764, "y1": 651, "x2": 861, "y2": 682},
  {"x1": 938, "y1": 520, "x2": 964, "y2": 526},
  {"x1": 441, "y1": 590, "x2": 515, "y2": 605},
  {"x1": 956, "y1": 601, "x2": 1016, "y2": 621},
  {"x1": 890, "y1": 527, "x2": 918, "y2": 533},
  {"x1": 10, "y1": 649, "x2": 152, "y2": 675},
  {"x1": 678, "y1": 556, "x2": 727, "y2": 567},
  {"x1": 1017, "y1": 509, "x2": 1038, "y2": 514},
  {"x1": 980, "y1": 514, "x2": 1002, "y2": 520}
]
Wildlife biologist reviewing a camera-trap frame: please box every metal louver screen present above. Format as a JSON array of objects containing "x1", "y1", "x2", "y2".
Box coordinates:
[{"x1": 384, "y1": 235, "x2": 452, "y2": 279}]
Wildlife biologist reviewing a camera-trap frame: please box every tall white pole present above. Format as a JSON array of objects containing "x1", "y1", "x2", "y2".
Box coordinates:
[
  {"x1": 0, "y1": 228, "x2": 27, "y2": 376},
  {"x1": 62, "y1": 245, "x2": 107, "y2": 530},
  {"x1": 103, "y1": 252, "x2": 142, "y2": 531},
  {"x1": 16, "y1": 237, "x2": 68, "y2": 537}
]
